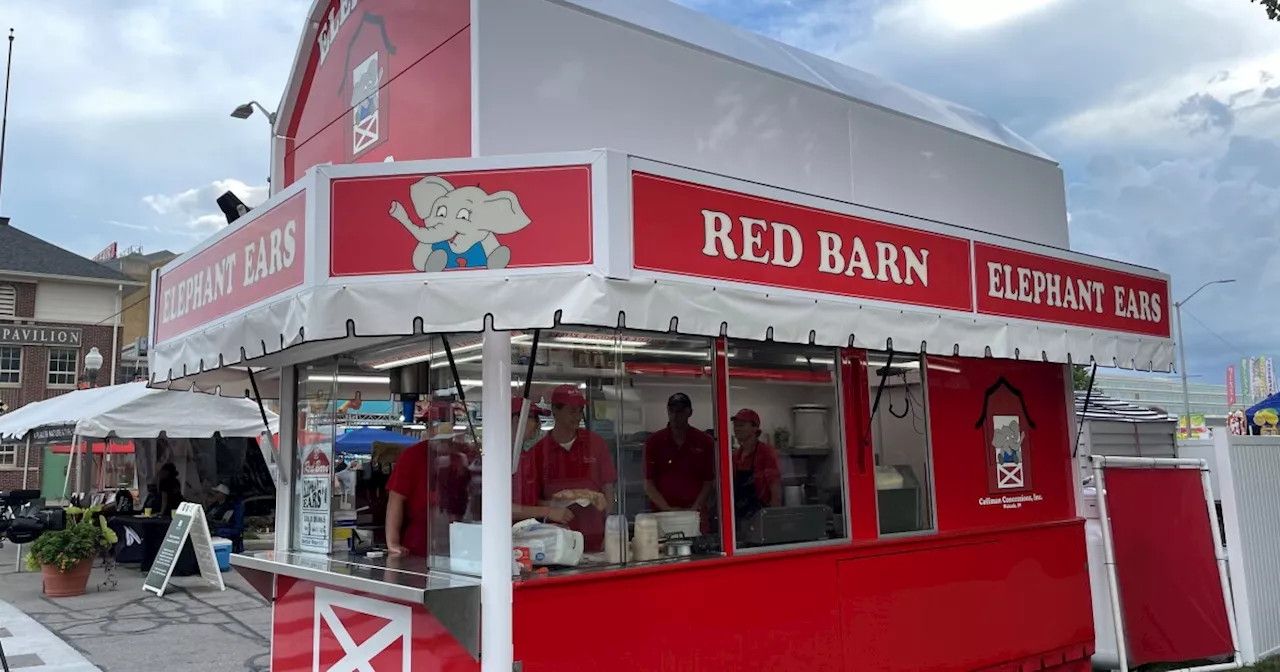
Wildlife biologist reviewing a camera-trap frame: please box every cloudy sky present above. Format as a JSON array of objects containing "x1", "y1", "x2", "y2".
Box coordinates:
[{"x1": 1, "y1": 0, "x2": 1277, "y2": 384}]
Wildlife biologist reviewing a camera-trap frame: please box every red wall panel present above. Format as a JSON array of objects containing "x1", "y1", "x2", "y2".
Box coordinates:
[
  {"x1": 284, "y1": 19, "x2": 472, "y2": 186},
  {"x1": 926, "y1": 358, "x2": 1077, "y2": 532},
  {"x1": 512, "y1": 523, "x2": 1093, "y2": 672}
]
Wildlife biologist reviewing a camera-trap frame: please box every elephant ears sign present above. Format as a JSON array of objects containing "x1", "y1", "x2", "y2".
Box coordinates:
[{"x1": 330, "y1": 165, "x2": 593, "y2": 276}]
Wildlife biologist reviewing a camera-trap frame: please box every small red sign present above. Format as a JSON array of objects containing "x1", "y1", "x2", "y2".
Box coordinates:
[
  {"x1": 303, "y1": 447, "x2": 332, "y2": 476},
  {"x1": 1227, "y1": 365, "x2": 1237, "y2": 409},
  {"x1": 973, "y1": 243, "x2": 1171, "y2": 338},
  {"x1": 154, "y1": 192, "x2": 307, "y2": 344},
  {"x1": 329, "y1": 166, "x2": 593, "y2": 277},
  {"x1": 632, "y1": 173, "x2": 974, "y2": 312}
]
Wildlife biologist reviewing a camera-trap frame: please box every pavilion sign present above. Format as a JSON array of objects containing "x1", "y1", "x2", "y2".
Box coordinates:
[{"x1": 0, "y1": 325, "x2": 83, "y2": 347}]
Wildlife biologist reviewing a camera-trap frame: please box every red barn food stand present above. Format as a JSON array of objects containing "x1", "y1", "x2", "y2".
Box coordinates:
[{"x1": 148, "y1": 2, "x2": 1176, "y2": 671}]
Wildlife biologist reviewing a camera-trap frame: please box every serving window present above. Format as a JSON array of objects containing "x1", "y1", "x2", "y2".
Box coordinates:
[
  {"x1": 864, "y1": 351, "x2": 936, "y2": 536},
  {"x1": 724, "y1": 340, "x2": 848, "y2": 551},
  {"x1": 511, "y1": 327, "x2": 725, "y2": 572}
]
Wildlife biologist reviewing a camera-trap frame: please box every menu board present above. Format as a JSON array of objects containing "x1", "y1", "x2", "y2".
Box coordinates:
[
  {"x1": 143, "y1": 502, "x2": 225, "y2": 597},
  {"x1": 299, "y1": 444, "x2": 333, "y2": 554}
]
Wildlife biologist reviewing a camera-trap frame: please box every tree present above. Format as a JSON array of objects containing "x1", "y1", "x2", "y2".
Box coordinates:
[
  {"x1": 1252, "y1": 0, "x2": 1280, "y2": 20},
  {"x1": 1072, "y1": 365, "x2": 1095, "y2": 391}
]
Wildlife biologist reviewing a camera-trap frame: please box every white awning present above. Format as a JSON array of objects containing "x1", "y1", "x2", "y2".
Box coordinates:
[
  {"x1": 0, "y1": 382, "x2": 279, "y2": 441},
  {"x1": 148, "y1": 151, "x2": 1176, "y2": 395}
]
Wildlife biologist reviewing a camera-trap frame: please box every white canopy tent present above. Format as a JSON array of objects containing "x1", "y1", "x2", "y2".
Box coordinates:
[{"x1": 0, "y1": 383, "x2": 279, "y2": 501}]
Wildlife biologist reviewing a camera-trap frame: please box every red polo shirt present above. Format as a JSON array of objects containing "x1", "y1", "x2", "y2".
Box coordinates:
[
  {"x1": 386, "y1": 441, "x2": 432, "y2": 557},
  {"x1": 643, "y1": 425, "x2": 716, "y2": 511},
  {"x1": 514, "y1": 429, "x2": 618, "y2": 552}
]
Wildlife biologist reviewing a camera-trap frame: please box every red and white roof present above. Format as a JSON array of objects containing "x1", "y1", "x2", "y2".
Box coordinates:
[{"x1": 149, "y1": 150, "x2": 1174, "y2": 393}]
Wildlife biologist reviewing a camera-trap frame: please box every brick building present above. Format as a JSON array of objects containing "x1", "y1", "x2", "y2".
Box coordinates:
[{"x1": 0, "y1": 217, "x2": 143, "y2": 492}]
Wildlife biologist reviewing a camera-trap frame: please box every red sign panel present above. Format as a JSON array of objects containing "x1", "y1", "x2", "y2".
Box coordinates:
[
  {"x1": 283, "y1": 0, "x2": 472, "y2": 186},
  {"x1": 329, "y1": 166, "x2": 593, "y2": 277},
  {"x1": 154, "y1": 192, "x2": 307, "y2": 343},
  {"x1": 1227, "y1": 365, "x2": 1237, "y2": 408},
  {"x1": 632, "y1": 173, "x2": 973, "y2": 311},
  {"x1": 973, "y1": 243, "x2": 1171, "y2": 338}
]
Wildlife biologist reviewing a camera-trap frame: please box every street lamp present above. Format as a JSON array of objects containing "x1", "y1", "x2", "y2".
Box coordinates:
[
  {"x1": 84, "y1": 346, "x2": 104, "y2": 388},
  {"x1": 1175, "y1": 279, "x2": 1236, "y2": 441},
  {"x1": 231, "y1": 100, "x2": 278, "y2": 189},
  {"x1": 230, "y1": 100, "x2": 277, "y2": 125}
]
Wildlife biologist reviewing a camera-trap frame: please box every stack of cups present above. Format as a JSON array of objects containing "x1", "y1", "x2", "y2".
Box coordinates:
[
  {"x1": 604, "y1": 514, "x2": 629, "y2": 564},
  {"x1": 632, "y1": 514, "x2": 660, "y2": 562}
]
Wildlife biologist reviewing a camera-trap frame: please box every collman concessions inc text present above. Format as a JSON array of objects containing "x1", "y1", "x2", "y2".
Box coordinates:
[{"x1": 699, "y1": 209, "x2": 1163, "y2": 323}]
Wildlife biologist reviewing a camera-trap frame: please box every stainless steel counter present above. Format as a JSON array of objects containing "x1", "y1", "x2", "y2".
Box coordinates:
[{"x1": 230, "y1": 550, "x2": 481, "y2": 660}]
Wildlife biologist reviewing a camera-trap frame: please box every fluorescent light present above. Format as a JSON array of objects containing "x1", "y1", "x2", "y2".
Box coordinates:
[
  {"x1": 371, "y1": 335, "x2": 533, "y2": 370},
  {"x1": 404, "y1": 424, "x2": 426, "y2": 430},
  {"x1": 524, "y1": 340, "x2": 709, "y2": 359},
  {"x1": 554, "y1": 336, "x2": 649, "y2": 346},
  {"x1": 453, "y1": 379, "x2": 587, "y2": 389},
  {"x1": 794, "y1": 357, "x2": 835, "y2": 365},
  {"x1": 308, "y1": 375, "x2": 390, "y2": 384}
]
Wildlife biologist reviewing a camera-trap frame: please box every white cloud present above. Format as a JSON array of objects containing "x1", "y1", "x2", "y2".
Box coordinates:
[
  {"x1": 875, "y1": 0, "x2": 1066, "y2": 33},
  {"x1": 143, "y1": 178, "x2": 269, "y2": 236}
]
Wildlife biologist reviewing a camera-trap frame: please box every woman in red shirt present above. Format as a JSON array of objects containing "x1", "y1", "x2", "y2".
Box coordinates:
[{"x1": 730, "y1": 409, "x2": 782, "y2": 521}]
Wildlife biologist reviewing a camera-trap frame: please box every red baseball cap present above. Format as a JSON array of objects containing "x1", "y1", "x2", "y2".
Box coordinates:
[
  {"x1": 550, "y1": 384, "x2": 587, "y2": 408},
  {"x1": 732, "y1": 409, "x2": 761, "y2": 426},
  {"x1": 510, "y1": 397, "x2": 548, "y2": 416}
]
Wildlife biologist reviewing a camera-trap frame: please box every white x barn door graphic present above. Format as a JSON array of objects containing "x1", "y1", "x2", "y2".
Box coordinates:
[
  {"x1": 313, "y1": 587, "x2": 413, "y2": 672},
  {"x1": 353, "y1": 112, "x2": 380, "y2": 155},
  {"x1": 997, "y1": 463, "x2": 1024, "y2": 489}
]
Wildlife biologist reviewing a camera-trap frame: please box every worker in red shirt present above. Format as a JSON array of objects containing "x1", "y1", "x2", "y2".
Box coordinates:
[
  {"x1": 514, "y1": 385, "x2": 617, "y2": 552},
  {"x1": 385, "y1": 438, "x2": 431, "y2": 557},
  {"x1": 731, "y1": 408, "x2": 782, "y2": 521},
  {"x1": 643, "y1": 392, "x2": 716, "y2": 513}
]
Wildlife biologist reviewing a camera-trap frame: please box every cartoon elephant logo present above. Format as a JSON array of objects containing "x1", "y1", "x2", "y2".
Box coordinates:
[{"x1": 389, "y1": 176, "x2": 531, "y2": 272}]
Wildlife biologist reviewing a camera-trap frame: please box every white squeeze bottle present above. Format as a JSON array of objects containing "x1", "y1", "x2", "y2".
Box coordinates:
[
  {"x1": 632, "y1": 513, "x2": 659, "y2": 562},
  {"x1": 604, "y1": 514, "x2": 629, "y2": 564}
]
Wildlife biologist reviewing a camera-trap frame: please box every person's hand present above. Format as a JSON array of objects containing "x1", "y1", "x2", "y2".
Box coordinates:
[
  {"x1": 388, "y1": 543, "x2": 409, "y2": 557},
  {"x1": 546, "y1": 507, "x2": 574, "y2": 525}
]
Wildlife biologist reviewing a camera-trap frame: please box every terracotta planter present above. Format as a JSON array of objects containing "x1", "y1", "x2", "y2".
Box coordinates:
[{"x1": 41, "y1": 558, "x2": 93, "y2": 598}]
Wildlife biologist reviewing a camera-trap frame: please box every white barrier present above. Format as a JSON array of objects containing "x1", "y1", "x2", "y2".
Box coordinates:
[{"x1": 1217, "y1": 436, "x2": 1280, "y2": 664}]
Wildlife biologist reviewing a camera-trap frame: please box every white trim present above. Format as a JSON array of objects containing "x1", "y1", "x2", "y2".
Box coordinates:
[
  {"x1": 317, "y1": 149, "x2": 606, "y2": 180},
  {"x1": 273, "y1": 0, "x2": 327, "y2": 149}
]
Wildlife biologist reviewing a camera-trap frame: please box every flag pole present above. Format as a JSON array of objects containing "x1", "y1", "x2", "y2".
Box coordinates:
[{"x1": 0, "y1": 29, "x2": 13, "y2": 211}]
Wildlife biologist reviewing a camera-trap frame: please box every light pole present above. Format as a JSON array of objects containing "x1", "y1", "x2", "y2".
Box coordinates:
[
  {"x1": 231, "y1": 100, "x2": 277, "y2": 189},
  {"x1": 1175, "y1": 279, "x2": 1235, "y2": 441},
  {"x1": 84, "y1": 346, "x2": 103, "y2": 388}
]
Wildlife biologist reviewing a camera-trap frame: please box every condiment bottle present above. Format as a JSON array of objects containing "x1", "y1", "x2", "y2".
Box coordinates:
[
  {"x1": 632, "y1": 514, "x2": 659, "y2": 562},
  {"x1": 604, "y1": 514, "x2": 629, "y2": 564}
]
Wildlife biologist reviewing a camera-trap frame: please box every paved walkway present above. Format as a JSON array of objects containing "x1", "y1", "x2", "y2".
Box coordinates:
[{"x1": 0, "y1": 543, "x2": 271, "y2": 672}]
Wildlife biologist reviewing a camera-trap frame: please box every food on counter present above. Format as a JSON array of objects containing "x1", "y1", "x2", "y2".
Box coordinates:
[{"x1": 551, "y1": 488, "x2": 608, "y2": 511}]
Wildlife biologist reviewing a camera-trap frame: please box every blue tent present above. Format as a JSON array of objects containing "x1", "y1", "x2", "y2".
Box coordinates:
[
  {"x1": 1245, "y1": 392, "x2": 1280, "y2": 433},
  {"x1": 335, "y1": 427, "x2": 418, "y2": 454}
]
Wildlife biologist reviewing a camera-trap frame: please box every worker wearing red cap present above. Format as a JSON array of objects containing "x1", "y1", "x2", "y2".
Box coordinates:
[
  {"x1": 643, "y1": 392, "x2": 716, "y2": 513},
  {"x1": 731, "y1": 408, "x2": 782, "y2": 520},
  {"x1": 513, "y1": 385, "x2": 617, "y2": 551}
]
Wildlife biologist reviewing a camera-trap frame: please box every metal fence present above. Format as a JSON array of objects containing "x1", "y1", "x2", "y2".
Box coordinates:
[{"x1": 1217, "y1": 435, "x2": 1280, "y2": 664}]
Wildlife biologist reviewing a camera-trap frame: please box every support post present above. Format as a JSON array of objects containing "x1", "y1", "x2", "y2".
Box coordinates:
[
  {"x1": 480, "y1": 328, "x2": 513, "y2": 672},
  {"x1": 275, "y1": 366, "x2": 298, "y2": 552}
]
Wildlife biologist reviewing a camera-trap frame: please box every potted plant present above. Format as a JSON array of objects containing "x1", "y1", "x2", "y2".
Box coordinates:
[{"x1": 24, "y1": 507, "x2": 117, "y2": 598}]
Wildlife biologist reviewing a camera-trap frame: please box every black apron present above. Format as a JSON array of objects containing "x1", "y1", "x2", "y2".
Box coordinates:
[{"x1": 734, "y1": 461, "x2": 764, "y2": 521}]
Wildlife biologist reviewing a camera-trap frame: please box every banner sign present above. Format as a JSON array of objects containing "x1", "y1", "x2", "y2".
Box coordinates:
[
  {"x1": 329, "y1": 166, "x2": 594, "y2": 277},
  {"x1": 973, "y1": 244, "x2": 1170, "y2": 338},
  {"x1": 631, "y1": 172, "x2": 1171, "y2": 339},
  {"x1": 154, "y1": 191, "x2": 307, "y2": 344},
  {"x1": 632, "y1": 172, "x2": 974, "y2": 312},
  {"x1": 1227, "y1": 365, "x2": 1237, "y2": 409}
]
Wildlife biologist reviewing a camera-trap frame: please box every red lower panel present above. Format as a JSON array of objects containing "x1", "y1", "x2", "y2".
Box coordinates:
[
  {"x1": 513, "y1": 522, "x2": 1093, "y2": 671},
  {"x1": 1105, "y1": 468, "x2": 1233, "y2": 666},
  {"x1": 272, "y1": 576, "x2": 478, "y2": 672},
  {"x1": 838, "y1": 524, "x2": 1093, "y2": 672}
]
